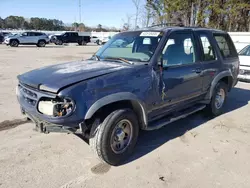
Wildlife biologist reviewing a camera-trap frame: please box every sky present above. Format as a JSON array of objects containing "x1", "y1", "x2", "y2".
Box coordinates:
[{"x1": 0, "y1": 0, "x2": 144, "y2": 28}]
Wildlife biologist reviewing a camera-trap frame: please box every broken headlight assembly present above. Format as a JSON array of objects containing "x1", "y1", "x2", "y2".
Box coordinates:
[{"x1": 38, "y1": 97, "x2": 75, "y2": 117}]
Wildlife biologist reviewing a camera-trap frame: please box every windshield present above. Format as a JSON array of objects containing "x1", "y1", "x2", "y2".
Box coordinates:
[
  {"x1": 239, "y1": 45, "x2": 250, "y2": 56},
  {"x1": 95, "y1": 31, "x2": 163, "y2": 62}
]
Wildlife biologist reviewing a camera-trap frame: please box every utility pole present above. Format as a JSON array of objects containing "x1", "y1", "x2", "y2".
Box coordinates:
[{"x1": 79, "y1": 0, "x2": 82, "y2": 23}]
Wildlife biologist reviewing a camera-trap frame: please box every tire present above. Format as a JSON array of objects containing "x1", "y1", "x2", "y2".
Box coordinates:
[
  {"x1": 37, "y1": 40, "x2": 46, "y2": 47},
  {"x1": 205, "y1": 82, "x2": 228, "y2": 116},
  {"x1": 89, "y1": 109, "x2": 139, "y2": 166},
  {"x1": 97, "y1": 40, "x2": 102, "y2": 45},
  {"x1": 10, "y1": 40, "x2": 19, "y2": 47},
  {"x1": 56, "y1": 40, "x2": 63, "y2": 45}
]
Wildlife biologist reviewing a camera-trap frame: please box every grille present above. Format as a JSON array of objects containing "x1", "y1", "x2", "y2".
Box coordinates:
[{"x1": 18, "y1": 84, "x2": 38, "y2": 106}]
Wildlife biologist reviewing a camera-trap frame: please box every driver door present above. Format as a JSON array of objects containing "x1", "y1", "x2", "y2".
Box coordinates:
[
  {"x1": 19, "y1": 32, "x2": 29, "y2": 43},
  {"x1": 152, "y1": 31, "x2": 204, "y2": 115}
]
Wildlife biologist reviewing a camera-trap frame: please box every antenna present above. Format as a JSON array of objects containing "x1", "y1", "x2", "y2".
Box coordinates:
[{"x1": 79, "y1": 0, "x2": 82, "y2": 23}]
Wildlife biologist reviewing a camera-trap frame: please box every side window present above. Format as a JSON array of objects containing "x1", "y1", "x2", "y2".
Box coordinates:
[
  {"x1": 22, "y1": 32, "x2": 28, "y2": 36},
  {"x1": 35, "y1": 33, "x2": 41, "y2": 36},
  {"x1": 214, "y1": 34, "x2": 237, "y2": 58},
  {"x1": 162, "y1": 32, "x2": 196, "y2": 67},
  {"x1": 238, "y1": 45, "x2": 250, "y2": 56},
  {"x1": 199, "y1": 34, "x2": 216, "y2": 61}
]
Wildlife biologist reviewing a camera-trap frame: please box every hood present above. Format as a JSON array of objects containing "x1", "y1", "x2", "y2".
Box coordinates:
[
  {"x1": 239, "y1": 55, "x2": 250, "y2": 66},
  {"x1": 6, "y1": 34, "x2": 20, "y2": 39},
  {"x1": 18, "y1": 60, "x2": 130, "y2": 93}
]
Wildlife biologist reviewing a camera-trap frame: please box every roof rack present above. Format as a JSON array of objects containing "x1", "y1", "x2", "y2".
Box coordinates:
[{"x1": 149, "y1": 23, "x2": 185, "y2": 28}]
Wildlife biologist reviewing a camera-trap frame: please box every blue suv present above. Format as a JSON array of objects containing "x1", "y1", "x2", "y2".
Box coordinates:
[{"x1": 16, "y1": 26, "x2": 239, "y2": 165}]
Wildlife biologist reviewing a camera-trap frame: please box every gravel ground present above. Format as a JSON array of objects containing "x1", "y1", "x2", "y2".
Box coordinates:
[{"x1": 0, "y1": 44, "x2": 250, "y2": 188}]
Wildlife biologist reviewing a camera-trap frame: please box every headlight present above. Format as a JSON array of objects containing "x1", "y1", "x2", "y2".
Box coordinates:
[{"x1": 38, "y1": 97, "x2": 75, "y2": 117}]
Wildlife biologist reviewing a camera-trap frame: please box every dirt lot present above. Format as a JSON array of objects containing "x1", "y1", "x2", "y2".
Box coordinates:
[{"x1": 0, "y1": 44, "x2": 250, "y2": 188}]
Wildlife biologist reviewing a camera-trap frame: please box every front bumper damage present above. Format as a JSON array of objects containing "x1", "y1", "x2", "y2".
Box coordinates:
[
  {"x1": 21, "y1": 108, "x2": 78, "y2": 133},
  {"x1": 17, "y1": 83, "x2": 87, "y2": 134}
]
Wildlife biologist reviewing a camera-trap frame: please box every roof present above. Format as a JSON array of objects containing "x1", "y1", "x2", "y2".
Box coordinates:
[{"x1": 129, "y1": 25, "x2": 227, "y2": 34}]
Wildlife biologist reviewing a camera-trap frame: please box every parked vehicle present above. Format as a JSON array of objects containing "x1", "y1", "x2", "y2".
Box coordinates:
[
  {"x1": 16, "y1": 26, "x2": 239, "y2": 165},
  {"x1": 53, "y1": 32, "x2": 90, "y2": 45},
  {"x1": 48, "y1": 33, "x2": 61, "y2": 43},
  {"x1": 4, "y1": 31, "x2": 49, "y2": 47},
  {"x1": 238, "y1": 44, "x2": 250, "y2": 82},
  {"x1": 90, "y1": 36, "x2": 100, "y2": 44},
  {"x1": 96, "y1": 36, "x2": 111, "y2": 45},
  {"x1": 0, "y1": 32, "x2": 11, "y2": 43}
]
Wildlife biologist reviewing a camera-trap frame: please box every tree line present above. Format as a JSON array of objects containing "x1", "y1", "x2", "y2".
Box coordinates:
[
  {"x1": 145, "y1": 0, "x2": 250, "y2": 32},
  {"x1": 0, "y1": 15, "x2": 119, "y2": 32}
]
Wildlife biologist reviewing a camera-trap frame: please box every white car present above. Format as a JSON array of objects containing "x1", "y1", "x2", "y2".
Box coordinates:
[
  {"x1": 238, "y1": 45, "x2": 250, "y2": 82},
  {"x1": 91, "y1": 36, "x2": 111, "y2": 45},
  {"x1": 4, "y1": 31, "x2": 49, "y2": 47},
  {"x1": 90, "y1": 36, "x2": 99, "y2": 44}
]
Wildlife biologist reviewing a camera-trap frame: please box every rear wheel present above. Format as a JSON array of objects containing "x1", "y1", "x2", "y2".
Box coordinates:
[
  {"x1": 10, "y1": 40, "x2": 19, "y2": 47},
  {"x1": 89, "y1": 109, "x2": 139, "y2": 166},
  {"x1": 206, "y1": 82, "x2": 228, "y2": 116},
  {"x1": 78, "y1": 41, "x2": 86, "y2": 46}
]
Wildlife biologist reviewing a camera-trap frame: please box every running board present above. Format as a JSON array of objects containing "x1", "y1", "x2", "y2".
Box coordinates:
[{"x1": 146, "y1": 104, "x2": 206, "y2": 131}]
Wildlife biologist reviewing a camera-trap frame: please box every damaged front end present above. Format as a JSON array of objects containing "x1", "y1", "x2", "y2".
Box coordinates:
[
  {"x1": 38, "y1": 97, "x2": 75, "y2": 117},
  {"x1": 17, "y1": 83, "x2": 81, "y2": 134}
]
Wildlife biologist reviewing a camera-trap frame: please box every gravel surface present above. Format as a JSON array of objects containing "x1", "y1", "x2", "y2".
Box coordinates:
[{"x1": 0, "y1": 44, "x2": 250, "y2": 188}]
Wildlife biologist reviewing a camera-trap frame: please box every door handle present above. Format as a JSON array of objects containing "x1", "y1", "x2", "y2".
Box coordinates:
[{"x1": 192, "y1": 68, "x2": 202, "y2": 74}]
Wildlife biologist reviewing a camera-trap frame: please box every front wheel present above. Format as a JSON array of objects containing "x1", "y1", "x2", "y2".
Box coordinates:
[
  {"x1": 89, "y1": 109, "x2": 139, "y2": 166},
  {"x1": 206, "y1": 82, "x2": 228, "y2": 116},
  {"x1": 10, "y1": 40, "x2": 19, "y2": 47},
  {"x1": 97, "y1": 40, "x2": 102, "y2": 45},
  {"x1": 56, "y1": 40, "x2": 63, "y2": 45}
]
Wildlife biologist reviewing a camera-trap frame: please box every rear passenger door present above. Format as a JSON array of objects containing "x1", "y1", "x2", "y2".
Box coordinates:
[
  {"x1": 195, "y1": 31, "x2": 219, "y2": 92},
  {"x1": 71, "y1": 33, "x2": 78, "y2": 42}
]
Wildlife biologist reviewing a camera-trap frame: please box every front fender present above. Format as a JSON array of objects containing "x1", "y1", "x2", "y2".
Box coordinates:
[{"x1": 84, "y1": 92, "x2": 148, "y2": 127}]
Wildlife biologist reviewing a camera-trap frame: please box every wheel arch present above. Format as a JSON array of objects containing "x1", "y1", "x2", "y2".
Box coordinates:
[
  {"x1": 84, "y1": 92, "x2": 148, "y2": 129},
  {"x1": 10, "y1": 38, "x2": 19, "y2": 43},
  {"x1": 205, "y1": 70, "x2": 234, "y2": 100}
]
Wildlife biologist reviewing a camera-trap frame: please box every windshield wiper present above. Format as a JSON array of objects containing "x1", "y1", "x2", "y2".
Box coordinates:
[{"x1": 103, "y1": 57, "x2": 134, "y2": 65}]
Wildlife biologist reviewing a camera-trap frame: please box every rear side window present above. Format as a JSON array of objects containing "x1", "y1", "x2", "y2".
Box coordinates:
[
  {"x1": 35, "y1": 33, "x2": 42, "y2": 36},
  {"x1": 214, "y1": 34, "x2": 237, "y2": 58},
  {"x1": 199, "y1": 34, "x2": 216, "y2": 61}
]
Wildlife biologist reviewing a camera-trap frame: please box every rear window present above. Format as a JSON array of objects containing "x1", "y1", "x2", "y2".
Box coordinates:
[{"x1": 214, "y1": 34, "x2": 237, "y2": 58}]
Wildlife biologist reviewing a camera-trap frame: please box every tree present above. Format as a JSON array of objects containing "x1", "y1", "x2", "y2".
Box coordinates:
[
  {"x1": 146, "y1": 0, "x2": 250, "y2": 31},
  {"x1": 132, "y1": 0, "x2": 141, "y2": 29},
  {"x1": 78, "y1": 23, "x2": 85, "y2": 31},
  {"x1": 121, "y1": 14, "x2": 133, "y2": 31},
  {"x1": 72, "y1": 22, "x2": 79, "y2": 30},
  {"x1": 0, "y1": 17, "x2": 5, "y2": 28}
]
